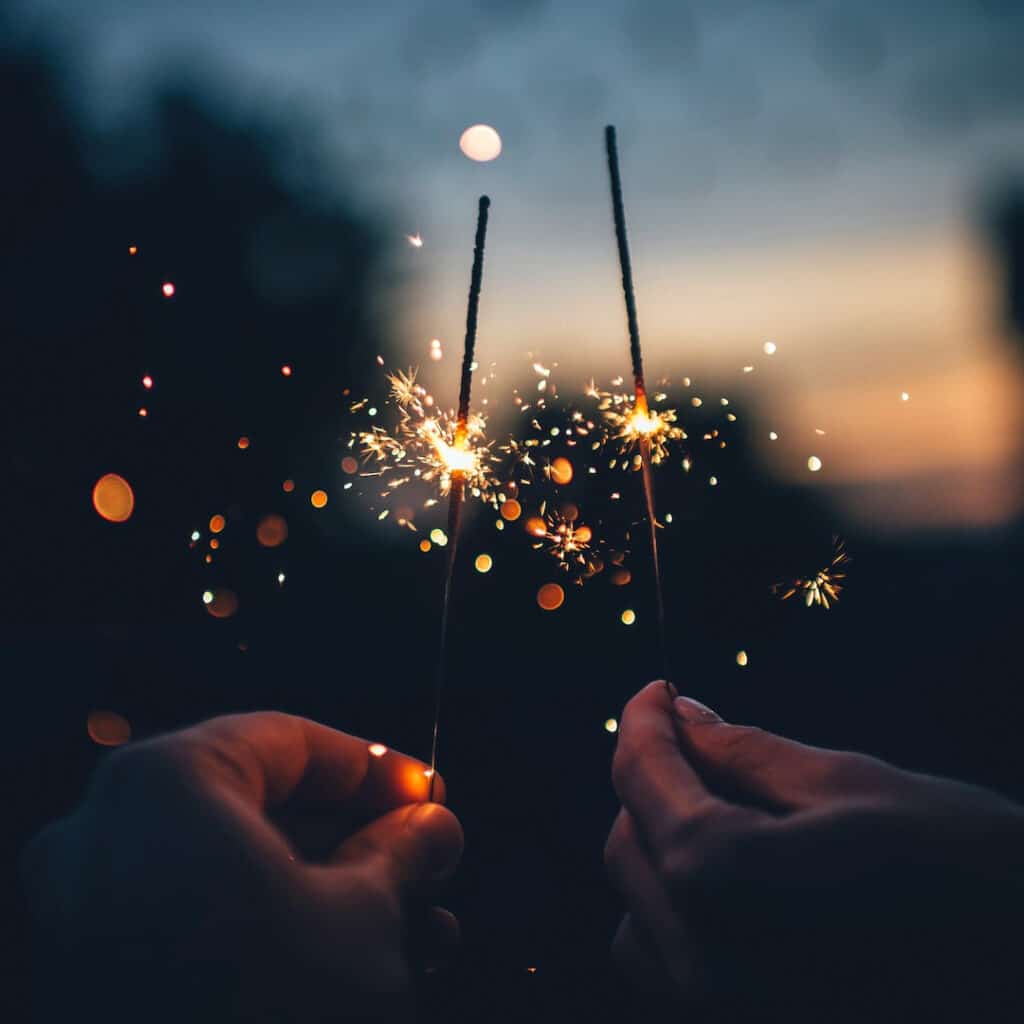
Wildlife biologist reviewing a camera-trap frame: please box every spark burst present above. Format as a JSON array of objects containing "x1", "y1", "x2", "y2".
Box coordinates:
[
  {"x1": 774, "y1": 537, "x2": 850, "y2": 609},
  {"x1": 530, "y1": 503, "x2": 596, "y2": 578},
  {"x1": 585, "y1": 379, "x2": 685, "y2": 463},
  {"x1": 353, "y1": 368, "x2": 502, "y2": 514}
]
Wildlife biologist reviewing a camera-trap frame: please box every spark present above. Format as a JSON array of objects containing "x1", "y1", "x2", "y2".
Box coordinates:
[
  {"x1": 407, "y1": 233, "x2": 424, "y2": 248},
  {"x1": 531, "y1": 507, "x2": 595, "y2": 574},
  {"x1": 368, "y1": 743, "x2": 388, "y2": 757},
  {"x1": 774, "y1": 537, "x2": 849, "y2": 610}
]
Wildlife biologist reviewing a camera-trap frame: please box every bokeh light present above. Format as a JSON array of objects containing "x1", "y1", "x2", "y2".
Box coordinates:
[
  {"x1": 310, "y1": 489, "x2": 328, "y2": 509},
  {"x1": 282, "y1": 479, "x2": 295, "y2": 493},
  {"x1": 281, "y1": 364, "x2": 292, "y2": 377},
  {"x1": 141, "y1": 375, "x2": 153, "y2": 389},
  {"x1": 459, "y1": 124, "x2": 502, "y2": 162},
  {"x1": 162, "y1": 282, "x2": 175, "y2": 297},
  {"x1": 209, "y1": 514, "x2": 226, "y2": 533},
  {"x1": 549, "y1": 457, "x2": 573, "y2": 486},
  {"x1": 419, "y1": 539, "x2": 432, "y2": 553},
  {"x1": 474, "y1": 553, "x2": 493, "y2": 573},
  {"x1": 621, "y1": 609, "x2": 636, "y2": 625},
  {"x1": 525, "y1": 516, "x2": 546, "y2": 538},
  {"x1": 204, "y1": 588, "x2": 239, "y2": 619},
  {"x1": 500, "y1": 498, "x2": 522, "y2": 521},
  {"x1": 87, "y1": 710, "x2": 132, "y2": 747},
  {"x1": 237, "y1": 436, "x2": 250, "y2": 450},
  {"x1": 341, "y1": 456, "x2": 359, "y2": 475},
  {"x1": 736, "y1": 650, "x2": 749, "y2": 667},
  {"x1": 256, "y1": 514, "x2": 289, "y2": 548},
  {"x1": 92, "y1": 473, "x2": 134, "y2": 523},
  {"x1": 368, "y1": 743, "x2": 388, "y2": 758},
  {"x1": 807, "y1": 456, "x2": 823, "y2": 472},
  {"x1": 536, "y1": 583, "x2": 564, "y2": 611},
  {"x1": 430, "y1": 528, "x2": 448, "y2": 546},
  {"x1": 604, "y1": 718, "x2": 618, "y2": 734}
]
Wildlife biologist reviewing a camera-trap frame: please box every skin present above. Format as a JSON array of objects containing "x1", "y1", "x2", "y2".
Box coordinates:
[
  {"x1": 606, "y1": 681, "x2": 1024, "y2": 1022},
  {"x1": 22, "y1": 712, "x2": 463, "y2": 1023}
]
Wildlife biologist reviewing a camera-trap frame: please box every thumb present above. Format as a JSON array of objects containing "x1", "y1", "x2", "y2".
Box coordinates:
[
  {"x1": 331, "y1": 803, "x2": 464, "y2": 889},
  {"x1": 673, "y1": 695, "x2": 897, "y2": 811}
]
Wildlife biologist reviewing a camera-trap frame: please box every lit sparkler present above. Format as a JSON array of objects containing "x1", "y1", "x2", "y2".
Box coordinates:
[
  {"x1": 428, "y1": 195, "x2": 491, "y2": 800},
  {"x1": 604, "y1": 125, "x2": 671, "y2": 683},
  {"x1": 774, "y1": 537, "x2": 850, "y2": 609}
]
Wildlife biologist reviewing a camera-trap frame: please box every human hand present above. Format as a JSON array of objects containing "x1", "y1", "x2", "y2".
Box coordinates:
[
  {"x1": 606, "y1": 682, "x2": 1024, "y2": 1022},
  {"x1": 22, "y1": 713, "x2": 463, "y2": 1023}
]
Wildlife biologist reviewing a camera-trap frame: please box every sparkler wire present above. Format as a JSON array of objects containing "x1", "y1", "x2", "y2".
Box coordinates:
[
  {"x1": 604, "y1": 126, "x2": 671, "y2": 686},
  {"x1": 428, "y1": 195, "x2": 490, "y2": 800}
]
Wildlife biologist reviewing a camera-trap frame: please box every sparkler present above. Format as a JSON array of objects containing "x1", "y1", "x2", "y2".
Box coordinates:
[
  {"x1": 604, "y1": 125, "x2": 671, "y2": 684},
  {"x1": 428, "y1": 194, "x2": 491, "y2": 800}
]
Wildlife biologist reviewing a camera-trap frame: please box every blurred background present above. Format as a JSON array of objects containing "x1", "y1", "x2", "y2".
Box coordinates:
[{"x1": 4, "y1": 0, "x2": 1024, "y2": 1020}]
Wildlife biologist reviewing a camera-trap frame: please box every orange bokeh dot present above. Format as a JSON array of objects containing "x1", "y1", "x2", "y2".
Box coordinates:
[
  {"x1": 128, "y1": 245, "x2": 138, "y2": 255},
  {"x1": 209, "y1": 538, "x2": 219, "y2": 550},
  {"x1": 419, "y1": 539, "x2": 431, "y2": 553},
  {"x1": 341, "y1": 456, "x2": 359, "y2": 475},
  {"x1": 87, "y1": 710, "x2": 132, "y2": 747},
  {"x1": 209, "y1": 514, "x2": 226, "y2": 534},
  {"x1": 205, "y1": 588, "x2": 239, "y2": 619},
  {"x1": 574, "y1": 525, "x2": 592, "y2": 543},
  {"x1": 550, "y1": 457, "x2": 573, "y2": 486},
  {"x1": 310, "y1": 489, "x2": 328, "y2": 509},
  {"x1": 560, "y1": 502, "x2": 579, "y2": 522},
  {"x1": 256, "y1": 514, "x2": 289, "y2": 548},
  {"x1": 137, "y1": 407, "x2": 148, "y2": 417},
  {"x1": 537, "y1": 583, "x2": 565, "y2": 611},
  {"x1": 500, "y1": 499, "x2": 521, "y2": 521},
  {"x1": 525, "y1": 516, "x2": 547, "y2": 538},
  {"x1": 281, "y1": 364, "x2": 292, "y2": 377},
  {"x1": 162, "y1": 282, "x2": 175, "y2": 297},
  {"x1": 237, "y1": 436, "x2": 250, "y2": 450},
  {"x1": 92, "y1": 473, "x2": 134, "y2": 523},
  {"x1": 282, "y1": 479, "x2": 295, "y2": 493}
]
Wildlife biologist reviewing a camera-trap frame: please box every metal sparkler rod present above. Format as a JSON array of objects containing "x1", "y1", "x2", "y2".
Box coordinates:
[
  {"x1": 604, "y1": 126, "x2": 672, "y2": 686},
  {"x1": 428, "y1": 195, "x2": 490, "y2": 800}
]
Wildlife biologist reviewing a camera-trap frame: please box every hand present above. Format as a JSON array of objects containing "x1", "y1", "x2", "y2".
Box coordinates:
[
  {"x1": 605, "y1": 682, "x2": 1024, "y2": 1022},
  {"x1": 22, "y1": 713, "x2": 463, "y2": 1023}
]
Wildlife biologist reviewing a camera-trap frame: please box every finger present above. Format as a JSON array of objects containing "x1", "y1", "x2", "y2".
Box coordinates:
[
  {"x1": 604, "y1": 810, "x2": 693, "y2": 991},
  {"x1": 613, "y1": 681, "x2": 721, "y2": 849},
  {"x1": 673, "y1": 695, "x2": 897, "y2": 811},
  {"x1": 179, "y1": 712, "x2": 444, "y2": 813},
  {"x1": 330, "y1": 802, "x2": 464, "y2": 891},
  {"x1": 612, "y1": 914, "x2": 682, "y2": 1002},
  {"x1": 411, "y1": 906, "x2": 461, "y2": 971}
]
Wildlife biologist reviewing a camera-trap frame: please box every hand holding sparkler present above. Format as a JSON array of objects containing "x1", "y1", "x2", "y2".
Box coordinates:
[
  {"x1": 606, "y1": 681, "x2": 1024, "y2": 1020},
  {"x1": 22, "y1": 713, "x2": 463, "y2": 1023}
]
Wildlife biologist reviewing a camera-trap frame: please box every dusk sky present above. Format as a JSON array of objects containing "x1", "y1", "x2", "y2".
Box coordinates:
[{"x1": 17, "y1": 0, "x2": 1024, "y2": 526}]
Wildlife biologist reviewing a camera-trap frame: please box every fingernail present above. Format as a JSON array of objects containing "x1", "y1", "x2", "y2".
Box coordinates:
[
  {"x1": 664, "y1": 680, "x2": 679, "y2": 699},
  {"x1": 674, "y1": 695, "x2": 722, "y2": 724}
]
